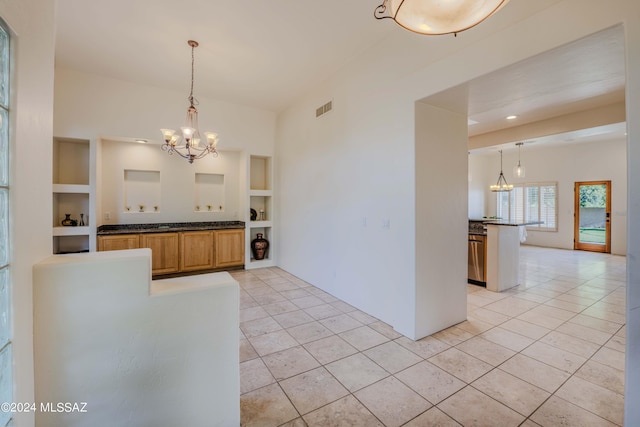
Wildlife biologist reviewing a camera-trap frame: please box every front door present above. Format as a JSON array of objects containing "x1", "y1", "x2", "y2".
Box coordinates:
[{"x1": 574, "y1": 181, "x2": 611, "y2": 253}]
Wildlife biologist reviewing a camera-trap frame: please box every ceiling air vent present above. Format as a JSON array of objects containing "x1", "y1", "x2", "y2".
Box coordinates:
[{"x1": 315, "y1": 100, "x2": 333, "y2": 118}]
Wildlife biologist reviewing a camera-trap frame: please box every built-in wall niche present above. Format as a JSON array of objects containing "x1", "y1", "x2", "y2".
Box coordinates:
[
  {"x1": 53, "y1": 235, "x2": 89, "y2": 254},
  {"x1": 195, "y1": 173, "x2": 225, "y2": 212},
  {"x1": 123, "y1": 170, "x2": 161, "y2": 213},
  {"x1": 250, "y1": 156, "x2": 271, "y2": 190},
  {"x1": 250, "y1": 195, "x2": 271, "y2": 221},
  {"x1": 249, "y1": 227, "x2": 272, "y2": 262},
  {"x1": 53, "y1": 138, "x2": 90, "y2": 185},
  {"x1": 53, "y1": 193, "x2": 90, "y2": 227}
]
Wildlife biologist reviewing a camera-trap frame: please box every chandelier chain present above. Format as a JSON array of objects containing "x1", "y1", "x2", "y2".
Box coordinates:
[{"x1": 189, "y1": 42, "x2": 197, "y2": 106}]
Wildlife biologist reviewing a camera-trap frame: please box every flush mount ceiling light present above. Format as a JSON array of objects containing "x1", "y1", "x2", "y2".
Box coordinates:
[
  {"x1": 490, "y1": 150, "x2": 513, "y2": 192},
  {"x1": 513, "y1": 141, "x2": 526, "y2": 178},
  {"x1": 374, "y1": 0, "x2": 510, "y2": 36},
  {"x1": 506, "y1": 115, "x2": 518, "y2": 120},
  {"x1": 161, "y1": 40, "x2": 219, "y2": 164}
]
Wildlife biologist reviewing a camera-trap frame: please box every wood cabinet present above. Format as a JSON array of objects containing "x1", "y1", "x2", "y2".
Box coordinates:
[
  {"x1": 98, "y1": 228, "x2": 244, "y2": 276},
  {"x1": 98, "y1": 234, "x2": 140, "y2": 252},
  {"x1": 180, "y1": 231, "x2": 214, "y2": 272},
  {"x1": 215, "y1": 229, "x2": 245, "y2": 268},
  {"x1": 140, "y1": 233, "x2": 180, "y2": 275}
]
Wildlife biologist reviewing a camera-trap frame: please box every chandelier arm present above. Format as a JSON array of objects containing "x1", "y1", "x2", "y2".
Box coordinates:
[{"x1": 374, "y1": 2, "x2": 388, "y2": 19}]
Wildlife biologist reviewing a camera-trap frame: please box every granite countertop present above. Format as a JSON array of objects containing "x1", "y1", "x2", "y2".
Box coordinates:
[
  {"x1": 483, "y1": 220, "x2": 543, "y2": 226},
  {"x1": 97, "y1": 221, "x2": 245, "y2": 235}
]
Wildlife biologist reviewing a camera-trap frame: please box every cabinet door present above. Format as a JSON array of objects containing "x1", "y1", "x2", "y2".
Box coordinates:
[
  {"x1": 140, "y1": 233, "x2": 179, "y2": 275},
  {"x1": 180, "y1": 231, "x2": 214, "y2": 272},
  {"x1": 98, "y1": 234, "x2": 140, "y2": 251},
  {"x1": 215, "y1": 229, "x2": 245, "y2": 268}
]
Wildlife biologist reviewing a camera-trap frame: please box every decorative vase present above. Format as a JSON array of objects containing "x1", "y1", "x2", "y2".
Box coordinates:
[
  {"x1": 61, "y1": 214, "x2": 74, "y2": 226},
  {"x1": 79, "y1": 213, "x2": 85, "y2": 226},
  {"x1": 250, "y1": 208, "x2": 257, "y2": 221},
  {"x1": 251, "y1": 233, "x2": 269, "y2": 260}
]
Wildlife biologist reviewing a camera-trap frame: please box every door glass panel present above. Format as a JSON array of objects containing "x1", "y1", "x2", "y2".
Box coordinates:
[{"x1": 578, "y1": 184, "x2": 607, "y2": 245}]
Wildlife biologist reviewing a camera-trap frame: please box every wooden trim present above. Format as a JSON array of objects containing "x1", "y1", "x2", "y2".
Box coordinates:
[{"x1": 574, "y1": 180, "x2": 611, "y2": 253}]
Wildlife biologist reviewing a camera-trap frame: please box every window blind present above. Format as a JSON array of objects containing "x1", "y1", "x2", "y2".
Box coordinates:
[{"x1": 496, "y1": 182, "x2": 557, "y2": 231}]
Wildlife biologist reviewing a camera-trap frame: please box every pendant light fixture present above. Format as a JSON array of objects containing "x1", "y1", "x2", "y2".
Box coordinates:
[
  {"x1": 490, "y1": 150, "x2": 513, "y2": 192},
  {"x1": 161, "y1": 40, "x2": 219, "y2": 164},
  {"x1": 513, "y1": 142, "x2": 525, "y2": 178},
  {"x1": 374, "y1": 0, "x2": 511, "y2": 36}
]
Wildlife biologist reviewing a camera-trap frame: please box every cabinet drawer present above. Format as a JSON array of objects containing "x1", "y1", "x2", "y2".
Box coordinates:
[{"x1": 98, "y1": 234, "x2": 140, "y2": 251}]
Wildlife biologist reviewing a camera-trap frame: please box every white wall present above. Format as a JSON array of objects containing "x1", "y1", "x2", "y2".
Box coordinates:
[
  {"x1": 0, "y1": 1, "x2": 55, "y2": 425},
  {"x1": 33, "y1": 250, "x2": 240, "y2": 427},
  {"x1": 470, "y1": 137, "x2": 627, "y2": 255},
  {"x1": 624, "y1": 14, "x2": 640, "y2": 425},
  {"x1": 277, "y1": 2, "x2": 640, "y2": 422},
  {"x1": 99, "y1": 140, "x2": 243, "y2": 225},
  {"x1": 54, "y1": 67, "x2": 276, "y2": 154}
]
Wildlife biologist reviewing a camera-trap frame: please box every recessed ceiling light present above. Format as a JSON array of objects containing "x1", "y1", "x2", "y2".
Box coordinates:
[
  {"x1": 506, "y1": 115, "x2": 518, "y2": 120},
  {"x1": 135, "y1": 139, "x2": 148, "y2": 144}
]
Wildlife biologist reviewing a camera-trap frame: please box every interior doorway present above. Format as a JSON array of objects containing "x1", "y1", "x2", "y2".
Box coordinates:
[{"x1": 574, "y1": 181, "x2": 611, "y2": 253}]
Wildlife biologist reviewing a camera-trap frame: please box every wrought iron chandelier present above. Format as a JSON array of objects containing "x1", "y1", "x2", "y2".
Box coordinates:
[
  {"x1": 490, "y1": 150, "x2": 513, "y2": 192},
  {"x1": 161, "y1": 40, "x2": 219, "y2": 164},
  {"x1": 374, "y1": 0, "x2": 510, "y2": 36}
]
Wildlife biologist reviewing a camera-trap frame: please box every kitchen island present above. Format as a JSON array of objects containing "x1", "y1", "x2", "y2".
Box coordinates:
[{"x1": 484, "y1": 220, "x2": 541, "y2": 292}]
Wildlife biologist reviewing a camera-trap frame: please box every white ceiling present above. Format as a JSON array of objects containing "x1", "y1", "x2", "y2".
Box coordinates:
[
  {"x1": 467, "y1": 25, "x2": 626, "y2": 136},
  {"x1": 425, "y1": 25, "x2": 626, "y2": 149},
  {"x1": 55, "y1": 0, "x2": 394, "y2": 112},
  {"x1": 55, "y1": 2, "x2": 626, "y2": 144}
]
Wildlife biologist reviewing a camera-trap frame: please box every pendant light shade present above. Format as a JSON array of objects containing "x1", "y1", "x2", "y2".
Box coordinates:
[
  {"x1": 513, "y1": 142, "x2": 525, "y2": 178},
  {"x1": 374, "y1": 0, "x2": 511, "y2": 36},
  {"x1": 490, "y1": 150, "x2": 513, "y2": 192}
]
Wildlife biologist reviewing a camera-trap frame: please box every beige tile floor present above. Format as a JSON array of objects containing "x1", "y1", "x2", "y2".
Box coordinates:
[{"x1": 234, "y1": 246, "x2": 626, "y2": 426}]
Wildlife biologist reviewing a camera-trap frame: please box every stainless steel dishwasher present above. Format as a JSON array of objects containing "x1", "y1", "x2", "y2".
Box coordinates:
[{"x1": 468, "y1": 234, "x2": 486, "y2": 285}]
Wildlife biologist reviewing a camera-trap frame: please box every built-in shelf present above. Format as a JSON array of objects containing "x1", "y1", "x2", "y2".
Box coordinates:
[
  {"x1": 248, "y1": 220, "x2": 273, "y2": 227},
  {"x1": 52, "y1": 137, "x2": 96, "y2": 254},
  {"x1": 53, "y1": 184, "x2": 90, "y2": 194},
  {"x1": 250, "y1": 194, "x2": 271, "y2": 222},
  {"x1": 53, "y1": 226, "x2": 91, "y2": 237},
  {"x1": 249, "y1": 189, "x2": 272, "y2": 197},
  {"x1": 250, "y1": 155, "x2": 272, "y2": 191},
  {"x1": 247, "y1": 155, "x2": 274, "y2": 268},
  {"x1": 53, "y1": 235, "x2": 90, "y2": 254},
  {"x1": 53, "y1": 137, "x2": 90, "y2": 185},
  {"x1": 248, "y1": 226, "x2": 272, "y2": 264}
]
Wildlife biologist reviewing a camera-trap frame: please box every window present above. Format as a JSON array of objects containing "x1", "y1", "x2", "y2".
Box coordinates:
[
  {"x1": 0, "y1": 19, "x2": 11, "y2": 427},
  {"x1": 497, "y1": 182, "x2": 557, "y2": 231}
]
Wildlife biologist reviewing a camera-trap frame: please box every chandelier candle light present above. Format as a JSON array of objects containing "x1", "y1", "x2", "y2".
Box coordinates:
[
  {"x1": 374, "y1": 0, "x2": 510, "y2": 36},
  {"x1": 161, "y1": 40, "x2": 219, "y2": 164},
  {"x1": 490, "y1": 150, "x2": 513, "y2": 192}
]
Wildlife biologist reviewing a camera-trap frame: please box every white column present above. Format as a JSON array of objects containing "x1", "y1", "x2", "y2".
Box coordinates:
[{"x1": 414, "y1": 102, "x2": 468, "y2": 339}]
